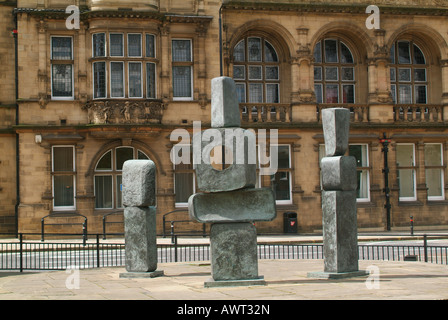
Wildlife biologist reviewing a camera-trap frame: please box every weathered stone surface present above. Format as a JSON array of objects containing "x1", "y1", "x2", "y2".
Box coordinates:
[
  {"x1": 188, "y1": 188, "x2": 276, "y2": 223},
  {"x1": 211, "y1": 76, "x2": 241, "y2": 128},
  {"x1": 321, "y1": 190, "x2": 359, "y2": 273},
  {"x1": 194, "y1": 127, "x2": 257, "y2": 192},
  {"x1": 122, "y1": 160, "x2": 156, "y2": 207},
  {"x1": 321, "y1": 156, "x2": 357, "y2": 191},
  {"x1": 210, "y1": 222, "x2": 259, "y2": 281},
  {"x1": 322, "y1": 108, "x2": 350, "y2": 157},
  {"x1": 123, "y1": 206, "x2": 157, "y2": 273}
]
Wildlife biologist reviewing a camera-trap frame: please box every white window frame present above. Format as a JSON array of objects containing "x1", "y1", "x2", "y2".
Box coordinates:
[
  {"x1": 50, "y1": 36, "x2": 74, "y2": 100},
  {"x1": 127, "y1": 33, "x2": 142, "y2": 58},
  {"x1": 349, "y1": 143, "x2": 370, "y2": 202},
  {"x1": 128, "y1": 62, "x2": 143, "y2": 98},
  {"x1": 425, "y1": 143, "x2": 445, "y2": 201},
  {"x1": 265, "y1": 144, "x2": 292, "y2": 205},
  {"x1": 93, "y1": 61, "x2": 107, "y2": 99},
  {"x1": 109, "y1": 33, "x2": 124, "y2": 57},
  {"x1": 146, "y1": 33, "x2": 156, "y2": 58},
  {"x1": 92, "y1": 32, "x2": 106, "y2": 58},
  {"x1": 52, "y1": 145, "x2": 76, "y2": 211},
  {"x1": 146, "y1": 62, "x2": 157, "y2": 99},
  {"x1": 396, "y1": 143, "x2": 417, "y2": 202},
  {"x1": 110, "y1": 61, "x2": 125, "y2": 98},
  {"x1": 172, "y1": 144, "x2": 195, "y2": 208},
  {"x1": 94, "y1": 174, "x2": 114, "y2": 210},
  {"x1": 172, "y1": 39, "x2": 193, "y2": 101}
]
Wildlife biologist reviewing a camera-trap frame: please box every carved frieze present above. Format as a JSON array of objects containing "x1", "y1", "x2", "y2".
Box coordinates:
[{"x1": 82, "y1": 99, "x2": 166, "y2": 124}]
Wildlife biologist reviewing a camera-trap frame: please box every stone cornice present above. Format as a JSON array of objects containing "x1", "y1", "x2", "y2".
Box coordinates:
[
  {"x1": 12, "y1": 8, "x2": 213, "y2": 24},
  {"x1": 223, "y1": 1, "x2": 448, "y2": 16}
]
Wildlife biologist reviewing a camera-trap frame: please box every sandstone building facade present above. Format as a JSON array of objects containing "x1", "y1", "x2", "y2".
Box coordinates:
[{"x1": 1, "y1": 0, "x2": 448, "y2": 236}]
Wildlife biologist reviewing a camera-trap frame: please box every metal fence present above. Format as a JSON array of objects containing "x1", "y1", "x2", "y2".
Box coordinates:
[{"x1": 0, "y1": 233, "x2": 447, "y2": 272}]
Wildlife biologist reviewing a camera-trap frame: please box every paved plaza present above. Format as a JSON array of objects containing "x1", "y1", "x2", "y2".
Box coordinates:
[{"x1": 0, "y1": 258, "x2": 447, "y2": 300}]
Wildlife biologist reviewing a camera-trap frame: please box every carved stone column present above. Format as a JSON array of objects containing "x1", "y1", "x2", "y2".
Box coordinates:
[
  {"x1": 159, "y1": 23, "x2": 170, "y2": 102},
  {"x1": 37, "y1": 20, "x2": 48, "y2": 108}
]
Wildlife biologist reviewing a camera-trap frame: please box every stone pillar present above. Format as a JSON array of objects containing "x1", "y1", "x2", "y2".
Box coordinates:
[
  {"x1": 308, "y1": 108, "x2": 368, "y2": 279},
  {"x1": 119, "y1": 160, "x2": 163, "y2": 278}
]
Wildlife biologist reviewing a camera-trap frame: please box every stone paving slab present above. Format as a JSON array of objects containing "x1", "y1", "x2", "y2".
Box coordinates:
[{"x1": 0, "y1": 259, "x2": 447, "y2": 301}]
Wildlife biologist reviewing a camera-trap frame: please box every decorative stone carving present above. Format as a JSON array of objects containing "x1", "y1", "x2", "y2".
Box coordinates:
[{"x1": 82, "y1": 99, "x2": 165, "y2": 124}]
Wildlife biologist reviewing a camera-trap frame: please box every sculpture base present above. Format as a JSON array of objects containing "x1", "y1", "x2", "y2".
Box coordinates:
[
  {"x1": 119, "y1": 270, "x2": 164, "y2": 279},
  {"x1": 204, "y1": 276, "x2": 266, "y2": 288},
  {"x1": 307, "y1": 270, "x2": 369, "y2": 280}
]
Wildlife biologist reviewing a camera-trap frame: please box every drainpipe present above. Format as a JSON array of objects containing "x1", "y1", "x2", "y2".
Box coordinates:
[
  {"x1": 380, "y1": 133, "x2": 391, "y2": 231},
  {"x1": 219, "y1": 4, "x2": 223, "y2": 76},
  {"x1": 13, "y1": 9, "x2": 20, "y2": 237}
]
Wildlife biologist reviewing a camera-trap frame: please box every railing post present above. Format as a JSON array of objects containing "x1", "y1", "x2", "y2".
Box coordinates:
[
  {"x1": 96, "y1": 234, "x2": 100, "y2": 268},
  {"x1": 82, "y1": 220, "x2": 87, "y2": 246},
  {"x1": 171, "y1": 221, "x2": 175, "y2": 244},
  {"x1": 41, "y1": 218, "x2": 44, "y2": 242},
  {"x1": 19, "y1": 233, "x2": 23, "y2": 272},
  {"x1": 174, "y1": 235, "x2": 178, "y2": 263},
  {"x1": 423, "y1": 234, "x2": 428, "y2": 262}
]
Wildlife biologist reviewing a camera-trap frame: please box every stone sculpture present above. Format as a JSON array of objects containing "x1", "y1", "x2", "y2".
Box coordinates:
[
  {"x1": 119, "y1": 159, "x2": 163, "y2": 278},
  {"x1": 188, "y1": 76, "x2": 276, "y2": 287},
  {"x1": 308, "y1": 108, "x2": 368, "y2": 279}
]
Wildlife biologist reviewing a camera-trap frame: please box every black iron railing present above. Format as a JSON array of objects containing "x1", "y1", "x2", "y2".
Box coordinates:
[{"x1": 0, "y1": 233, "x2": 447, "y2": 272}]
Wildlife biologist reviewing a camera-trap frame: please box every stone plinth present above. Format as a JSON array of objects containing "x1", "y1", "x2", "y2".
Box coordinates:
[{"x1": 205, "y1": 222, "x2": 265, "y2": 287}]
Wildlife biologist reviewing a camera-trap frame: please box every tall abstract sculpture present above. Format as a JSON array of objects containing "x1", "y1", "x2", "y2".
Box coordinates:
[
  {"x1": 308, "y1": 108, "x2": 368, "y2": 279},
  {"x1": 189, "y1": 77, "x2": 276, "y2": 287},
  {"x1": 119, "y1": 160, "x2": 163, "y2": 278}
]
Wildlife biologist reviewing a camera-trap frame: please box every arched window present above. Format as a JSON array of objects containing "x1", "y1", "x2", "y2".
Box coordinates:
[
  {"x1": 94, "y1": 147, "x2": 149, "y2": 209},
  {"x1": 232, "y1": 36, "x2": 280, "y2": 104},
  {"x1": 389, "y1": 40, "x2": 427, "y2": 104},
  {"x1": 313, "y1": 39, "x2": 356, "y2": 104}
]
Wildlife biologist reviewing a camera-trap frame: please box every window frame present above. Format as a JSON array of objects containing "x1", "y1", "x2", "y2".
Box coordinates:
[
  {"x1": 172, "y1": 144, "x2": 196, "y2": 207},
  {"x1": 127, "y1": 33, "x2": 142, "y2": 58},
  {"x1": 127, "y1": 61, "x2": 143, "y2": 99},
  {"x1": 396, "y1": 143, "x2": 417, "y2": 202},
  {"x1": 349, "y1": 144, "x2": 370, "y2": 202},
  {"x1": 424, "y1": 143, "x2": 445, "y2": 201},
  {"x1": 313, "y1": 38, "x2": 356, "y2": 104},
  {"x1": 109, "y1": 33, "x2": 124, "y2": 58},
  {"x1": 52, "y1": 145, "x2": 76, "y2": 211},
  {"x1": 50, "y1": 36, "x2": 74, "y2": 100},
  {"x1": 390, "y1": 40, "x2": 428, "y2": 104},
  {"x1": 94, "y1": 147, "x2": 150, "y2": 210},
  {"x1": 146, "y1": 33, "x2": 156, "y2": 58},
  {"x1": 91, "y1": 31, "x2": 158, "y2": 100},
  {"x1": 172, "y1": 38, "x2": 194, "y2": 101},
  {"x1": 109, "y1": 61, "x2": 125, "y2": 98},
  {"x1": 146, "y1": 62, "x2": 157, "y2": 99},
  {"x1": 232, "y1": 36, "x2": 281, "y2": 105},
  {"x1": 93, "y1": 61, "x2": 107, "y2": 99},
  {"x1": 263, "y1": 144, "x2": 292, "y2": 205},
  {"x1": 92, "y1": 32, "x2": 106, "y2": 58}
]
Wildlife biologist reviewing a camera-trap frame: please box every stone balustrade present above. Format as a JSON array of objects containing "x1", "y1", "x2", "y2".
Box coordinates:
[
  {"x1": 240, "y1": 103, "x2": 291, "y2": 123},
  {"x1": 393, "y1": 105, "x2": 443, "y2": 123},
  {"x1": 317, "y1": 104, "x2": 369, "y2": 123}
]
